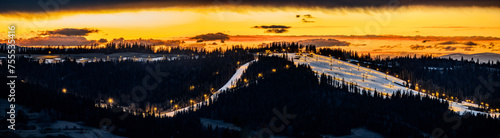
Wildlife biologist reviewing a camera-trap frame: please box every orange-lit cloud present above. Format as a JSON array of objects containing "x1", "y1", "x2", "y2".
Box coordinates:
[
  {"x1": 110, "y1": 38, "x2": 182, "y2": 46},
  {"x1": 40, "y1": 28, "x2": 99, "y2": 36},
  {"x1": 16, "y1": 36, "x2": 97, "y2": 46},
  {"x1": 252, "y1": 25, "x2": 291, "y2": 33}
]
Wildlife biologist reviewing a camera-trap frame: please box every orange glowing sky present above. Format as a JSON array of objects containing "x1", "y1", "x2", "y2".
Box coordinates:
[
  {"x1": 2, "y1": 6, "x2": 500, "y2": 40},
  {"x1": 1, "y1": 5, "x2": 500, "y2": 57}
]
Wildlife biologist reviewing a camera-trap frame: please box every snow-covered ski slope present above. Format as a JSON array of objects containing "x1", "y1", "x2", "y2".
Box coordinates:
[
  {"x1": 161, "y1": 60, "x2": 256, "y2": 117},
  {"x1": 277, "y1": 53, "x2": 498, "y2": 117}
]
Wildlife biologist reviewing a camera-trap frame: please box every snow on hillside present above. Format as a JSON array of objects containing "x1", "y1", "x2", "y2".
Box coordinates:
[
  {"x1": 277, "y1": 53, "x2": 499, "y2": 117},
  {"x1": 161, "y1": 60, "x2": 256, "y2": 117},
  {"x1": 0, "y1": 99, "x2": 124, "y2": 138}
]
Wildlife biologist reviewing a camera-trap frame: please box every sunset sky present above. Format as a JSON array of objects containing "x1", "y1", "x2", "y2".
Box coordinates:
[{"x1": 1, "y1": 0, "x2": 500, "y2": 56}]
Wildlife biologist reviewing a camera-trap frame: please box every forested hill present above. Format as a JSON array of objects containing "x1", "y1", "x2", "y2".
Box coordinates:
[
  {"x1": 383, "y1": 55, "x2": 500, "y2": 110},
  {"x1": 194, "y1": 55, "x2": 500, "y2": 137},
  {"x1": 2, "y1": 48, "x2": 254, "y2": 113},
  {"x1": 316, "y1": 47, "x2": 500, "y2": 110}
]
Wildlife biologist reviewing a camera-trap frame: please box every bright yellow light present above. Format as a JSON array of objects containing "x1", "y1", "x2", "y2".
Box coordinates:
[
  {"x1": 272, "y1": 69, "x2": 276, "y2": 72},
  {"x1": 258, "y1": 73, "x2": 263, "y2": 77},
  {"x1": 189, "y1": 85, "x2": 195, "y2": 91},
  {"x1": 62, "y1": 88, "x2": 67, "y2": 93},
  {"x1": 108, "y1": 98, "x2": 113, "y2": 103}
]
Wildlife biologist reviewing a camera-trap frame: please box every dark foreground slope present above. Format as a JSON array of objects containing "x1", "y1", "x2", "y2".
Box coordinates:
[{"x1": 195, "y1": 55, "x2": 500, "y2": 137}]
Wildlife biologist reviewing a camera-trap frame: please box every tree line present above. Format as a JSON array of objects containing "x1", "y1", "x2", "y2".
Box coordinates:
[{"x1": 2, "y1": 47, "x2": 254, "y2": 115}]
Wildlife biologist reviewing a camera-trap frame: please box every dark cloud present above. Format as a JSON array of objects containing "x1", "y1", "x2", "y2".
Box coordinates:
[
  {"x1": 380, "y1": 45, "x2": 401, "y2": 49},
  {"x1": 410, "y1": 43, "x2": 479, "y2": 51},
  {"x1": 442, "y1": 46, "x2": 457, "y2": 51},
  {"x1": 303, "y1": 14, "x2": 314, "y2": 18},
  {"x1": 111, "y1": 37, "x2": 182, "y2": 46},
  {"x1": 302, "y1": 19, "x2": 315, "y2": 23},
  {"x1": 296, "y1": 14, "x2": 316, "y2": 23},
  {"x1": 463, "y1": 46, "x2": 474, "y2": 51},
  {"x1": 252, "y1": 25, "x2": 291, "y2": 29},
  {"x1": 190, "y1": 33, "x2": 229, "y2": 42},
  {"x1": 16, "y1": 36, "x2": 97, "y2": 46},
  {"x1": 409, "y1": 45, "x2": 433, "y2": 50},
  {"x1": 98, "y1": 38, "x2": 108, "y2": 43},
  {"x1": 297, "y1": 38, "x2": 350, "y2": 46},
  {"x1": 438, "y1": 41, "x2": 459, "y2": 45},
  {"x1": 2, "y1": 0, "x2": 499, "y2": 13},
  {"x1": 464, "y1": 41, "x2": 477, "y2": 45},
  {"x1": 439, "y1": 41, "x2": 459, "y2": 45},
  {"x1": 40, "y1": 28, "x2": 99, "y2": 36},
  {"x1": 252, "y1": 25, "x2": 291, "y2": 33}
]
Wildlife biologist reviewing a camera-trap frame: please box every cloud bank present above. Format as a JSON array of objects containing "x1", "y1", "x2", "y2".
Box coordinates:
[
  {"x1": 296, "y1": 39, "x2": 350, "y2": 46},
  {"x1": 2, "y1": 0, "x2": 499, "y2": 13},
  {"x1": 190, "y1": 33, "x2": 230, "y2": 42},
  {"x1": 252, "y1": 25, "x2": 291, "y2": 33},
  {"x1": 40, "y1": 28, "x2": 99, "y2": 36}
]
